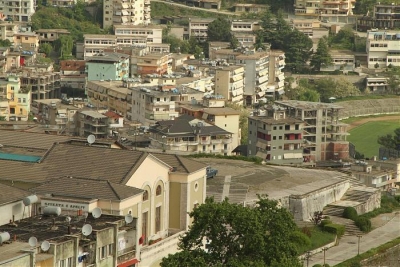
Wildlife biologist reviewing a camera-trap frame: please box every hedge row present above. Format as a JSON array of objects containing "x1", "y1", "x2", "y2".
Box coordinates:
[{"x1": 323, "y1": 224, "x2": 345, "y2": 238}]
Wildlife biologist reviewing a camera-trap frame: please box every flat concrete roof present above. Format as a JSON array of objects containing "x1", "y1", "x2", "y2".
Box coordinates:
[
  {"x1": 0, "y1": 242, "x2": 31, "y2": 263},
  {"x1": 79, "y1": 110, "x2": 107, "y2": 119}
]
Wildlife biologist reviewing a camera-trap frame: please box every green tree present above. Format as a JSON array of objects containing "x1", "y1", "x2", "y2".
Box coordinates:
[
  {"x1": 310, "y1": 38, "x2": 332, "y2": 71},
  {"x1": 283, "y1": 30, "x2": 313, "y2": 72},
  {"x1": 298, "y1": 89, "x2": 320, "y2": 102},
  {"x1": 161, "y1": 196, "x2": 302, "y2": 267},
  {"x1": 386, "y1": 66, "x2": 400, "y2": 94},
  {"x1": 229, "y1": 34, "x2": 239, "y2": 49},
  {"x1": 39, "y1": 43, "x2": 53, "y2": 56},
  {"x1": 331, "y1": 28, "x2": 354, "y2": 50},
  {"x1": 377, "y1": 127, "x2": 400, "y2": 150},
  {"x1": 207, "y1": 17, "x2": 231, "y2": 42},
  {"x1": 313, "y1": 78, "x2": 360, "y2": 101},
  {"x1": 0, "y1": 39, "x2": 11, "y2": 47},
  {"x1": 54, "y1": 35, "x2": 74, "y2": 59}
]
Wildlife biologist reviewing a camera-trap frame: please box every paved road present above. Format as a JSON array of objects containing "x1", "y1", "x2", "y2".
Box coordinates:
[
  {"x1": 305, "y1": 212, "x2": 400, "y2": 266},
  {"x1": 151, "y1": 0, "x2": 236, "y2": 15}
]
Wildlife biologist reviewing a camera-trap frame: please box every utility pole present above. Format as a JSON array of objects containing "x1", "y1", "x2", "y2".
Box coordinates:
[
  {"x1": 305, "y1": 251, "x2": 311, "y2": 267},
  {"x1": 357, "y1": 235, "x2": 363, "y2": 255},
  {"x1": 322, "y1": 247, "x2": 328, "y2": 266}
]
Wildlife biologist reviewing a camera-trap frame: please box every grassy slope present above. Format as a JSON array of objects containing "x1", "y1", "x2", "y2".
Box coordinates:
[{"x1": 347, "y1": 121, "x2": 399, "y2": 158}]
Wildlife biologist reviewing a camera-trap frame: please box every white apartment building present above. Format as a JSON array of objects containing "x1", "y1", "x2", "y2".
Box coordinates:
[
  {"x1": 114, "y1": 24, "x2": 163, "y2": 43},
  {"x1": 231, "y1": 20, "x2": 261, "y2": 32},
  {"x1": 0, "y1": 0, "x2": 36, "y2": 22},
  {"x1": 366, "y1": 30, "x2": 400, "y2": 69},
  {"x1": 294, "y1": 0, "x2": 355, "y2": 22},
  {"x1": 103, "y1": 0, "x2": 150, "y2": 28},
  {"x1": 188, "y1": 18, "x2": 214, "y2": 41},
  {"x1": 80, "y1": 33, "x2": 168, "y2": 59}
]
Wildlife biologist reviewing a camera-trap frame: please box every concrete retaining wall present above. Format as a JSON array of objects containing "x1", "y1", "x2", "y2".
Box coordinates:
[{"x1": 289, "y1": 180, "x2": 350, "y2": 221}]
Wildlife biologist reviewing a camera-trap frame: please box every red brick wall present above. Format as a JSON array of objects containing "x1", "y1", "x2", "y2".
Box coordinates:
[{"x1": 321, "y1": 142, "x2": 349, "y2": 161}]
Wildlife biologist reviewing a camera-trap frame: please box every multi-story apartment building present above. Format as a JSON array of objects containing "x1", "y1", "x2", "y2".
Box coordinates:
[
  {"x1": 358, "y1": 4, "x2": 400, "y2": 31},
  {"x1": 188, "y1": 18, "x2": 214, "y2": 41},
  {"x1": 13, "y1": 32, "x2": 39, "y2": 53},
  {"x1": 60, "y1": 60, "x2": 87, "y2": 90},
  {"x1": 248, "y1": 107, "x2": 305, "y2": 164},
  {"x1": 0, "y1": 0, "x2": 35, "y2": 22},
  {"x1": 48, "y1": 0, "x2": 76, "y2": 7},
  {"x1": 0, "y1": 80, "x2": 7, "y2": 120},
  {"x1": 268, "y1": 50, "x2": 286, "y2": 96},
  {"x1": 114, "y1": 24, "x2": 163, "y2": 44},
  {"x1": 233, "y1": 3, "x2": 268, "y2": 13},
  {"x1": 0, "y1": 135, "x2": 207, "y2": 267},
  {"x1": 36, "y1": 29, "x2": 70, "y2": 43},
  {"x1": 294, "y1": 0, "x2": 355, "y2": 23},
  {"x1": 131, "y1": 52, "x2": 170, "y2": 76},
  {"x1": 75, "y1": 109, "x2": 109, "y2": 138},
  {"x1": 129, "y1": 85, "x2": 203, "y2": 125},
  {"x1": 275, "y1": 100, "x2": 350, "y2": 162},
  {"x1": 86, "y1": 52, "x2": 130, "y2": 81},
  {"x1": 32, "y1": 99, "x2": 79, "y2": 133},
  {"x1": 0, "y1": 21, "x2": 19, "y2": 42},
  {"x1": 79, "y1": 34, "x2": 169, "y2": 60},
  {"x1": 18, "y1": 69, "x2": 61, "y2": 101},
  {"x1": 178, "y1": 97, "x2": 241, "y2": 152},
  {"x1": 0, "y1": 47, "x2": 21, "y2": 74},
  {"x1": 103, "y1": 0, "x2": 150, "y2": 28},
  {"x1": 366, "y1": 30, "x2": 400, "y2": 69},
  {"x1": 290, "y1": 19, "x2": 321, "y2": 37},
  {"x1": 86, "y1": 80, "x2": 130, "y2": 116},
  {"x1": 150, "y1": 115, "x2": 234, "y2": 155},
  {"x1": 320, "y1": 50, "x2": 355, "y2": 72},
  {"x1": 214, "y1": 65, "x2": 245, "y2": 105},
  {"x1": 2, "y1": 75, "x2": 31, "y2": 121}
]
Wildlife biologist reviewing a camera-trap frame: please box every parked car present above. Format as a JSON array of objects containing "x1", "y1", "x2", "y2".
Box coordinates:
[{"x1": 206, "y1": 166, "x2": 218, "y2": 179}]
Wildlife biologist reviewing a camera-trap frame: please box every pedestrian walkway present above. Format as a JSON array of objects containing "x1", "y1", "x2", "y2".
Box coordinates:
[{"x1": 305, "y1": 212, "x2": 400, "y2": 266}]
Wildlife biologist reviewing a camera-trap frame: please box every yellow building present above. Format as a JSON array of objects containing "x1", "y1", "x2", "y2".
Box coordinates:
[
  {"x1": 13, "y1": 32, "x2": 39, "y2": 53},
  {"x1": 2, "y1": 75, "x2": 31, "y2": 121}
]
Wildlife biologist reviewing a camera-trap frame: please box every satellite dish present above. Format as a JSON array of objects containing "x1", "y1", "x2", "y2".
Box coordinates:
[
  {"x1": 92, "y1": 207, "x2": 102, "y2": 219},
  {"x1": 41, "y1": 241, "x2": 50, "y2": 252},
  {"x1": 82, "y1": 224, "x2": 93, "y2": 236},
  {"x1": 125, "y1": 214, "x2": 133, "y2": 224},
  {"x1": 28, "y1": 236, "x2": 37, "y2": 247},
  {"x1": 65, "y1": 216, "x2": 71, "y2": 223},
  {"x1": 87, "y1": 135, "x2": 96, "y2": 144}
]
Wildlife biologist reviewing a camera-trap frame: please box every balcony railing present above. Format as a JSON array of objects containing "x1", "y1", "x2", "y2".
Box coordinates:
[{"x1": 211, "y1": 139, "x2": 222, "y2": 144}]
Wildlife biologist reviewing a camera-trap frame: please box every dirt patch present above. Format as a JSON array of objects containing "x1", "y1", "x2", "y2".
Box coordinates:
[{"x1": 347, "y1": 115, "x2": 400, "y2": 131}]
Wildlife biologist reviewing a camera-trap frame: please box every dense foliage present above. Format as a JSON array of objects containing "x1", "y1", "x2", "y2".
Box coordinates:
[
  {"x1": 161, "y1": 196, "x2": 303, "y2": 267},
  {"x1": 377, "y1": 127, "x2": 400, "y2": 151},
  {"x1": 310, "y1": 38, "x2": 332, "y2": 71},
  {"x1": 31, "y1": 0, "x2": 107, "y2": 42}
]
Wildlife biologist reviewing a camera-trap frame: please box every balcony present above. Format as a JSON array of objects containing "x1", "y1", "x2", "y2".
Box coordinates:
[
  {"x1": 200, "y1": 139, "x2": 211, "y2": 145},
  {"x1": 117, "y1": 247, "x2": 136, "y2": 266},
  {"x1": 222, "y1": 138, "x2": 232, "y2": 144},
  {"x1": 211, "y1": 139, "x2": 222, "y2": 144}
]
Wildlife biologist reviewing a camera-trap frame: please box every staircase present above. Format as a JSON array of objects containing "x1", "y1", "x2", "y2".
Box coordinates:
[
  {"x1": 323, "y1": 205, "x2": 345, "y2": 217},
  {"x1": 344, "y1": 220, "x2": 363, "y2": 236}
]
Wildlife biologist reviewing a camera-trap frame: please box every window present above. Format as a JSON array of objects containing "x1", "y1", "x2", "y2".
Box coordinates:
[
  {"x1": 156, "y1": 185, "x2": 162, "y2": 196},
  {"x1": 67, "y1": 257, "x2": 73, "y2": 267},
  {"x1": 273, "y1": 136, "x2": 276, "y2": 140},
  {"x1": 59, "y1": 260, "x2": 66, "y2": 267},
  {"x1": 17, "y1": 98, "x2": 21, "y2": 103},
  {"x1": 279, "y1": 136, "x2": 282, "y2": 140},
  {"x1": 155, "y1": 206, "x2": 161, "y2": 232},
  {"x1": 23, "y1": 98, "x2": 26, "y2": 103},
  {"x1": 99, "y1": 245, "x2": 107, "y2": 259},
  {"x1": 142, "y1": 190, "x2": 149, "y2": 201},
  {"x1": 108, "y1": 244, "x2": 113, "y2": 256}
]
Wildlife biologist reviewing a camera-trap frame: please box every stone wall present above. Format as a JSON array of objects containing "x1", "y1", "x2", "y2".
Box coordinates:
[{"x1": 289, "y1": 180, "x2": 350, "y2": 221}]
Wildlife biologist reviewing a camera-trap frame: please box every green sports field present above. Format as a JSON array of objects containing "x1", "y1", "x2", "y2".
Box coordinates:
[{"x1": 347, "y1": 121, "x2": 399, "y2": 158}]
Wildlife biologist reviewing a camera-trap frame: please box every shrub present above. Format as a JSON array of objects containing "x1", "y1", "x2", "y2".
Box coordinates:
[
  {"x1": 320, "y1": 219, "x2": 332, "y2": 227},
  {"x1": 313, "y1": 265, "x2": 322, "y2": 267},
  {"x1": 343, "y1": 207, "x2": 358, "y2": 221},
  {"x1": 355, "y1": 217, "x2": 372, "y2": 232},
  {"x1": 301, "y1": 226, "x2": 312, "y2": 237},
  {"x1": 291, "y1": 231, "x2": 311, "y2": 253},
  {"x1": 323, "y1": 223, "x2": 345, "y2": 238}
]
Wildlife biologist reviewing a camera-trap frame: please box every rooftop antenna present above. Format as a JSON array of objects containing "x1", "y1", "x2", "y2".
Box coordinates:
[
  {"x1": 92, "y1": 207, "x2": 102, "y2": 219},
  {"x1": 82, "y1": 224, "x2": 93, "y2": 236},
  {"x1": 28, "y1": 236, "x2": 37, "y2": 248},
  {"x1": 41, "y1": 241, "x2": 50, "y2": 252},
  {"x1": 125, "y1": 214, "x2": 133, "y2": 224},
  {"x1": 87, "y1": 135, "x2": 96, "y2": 145}
]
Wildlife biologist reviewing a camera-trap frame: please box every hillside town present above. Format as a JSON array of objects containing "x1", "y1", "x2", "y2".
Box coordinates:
[{"x1": 0, "y1": 0, "x2": 400, "y2": 266}]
